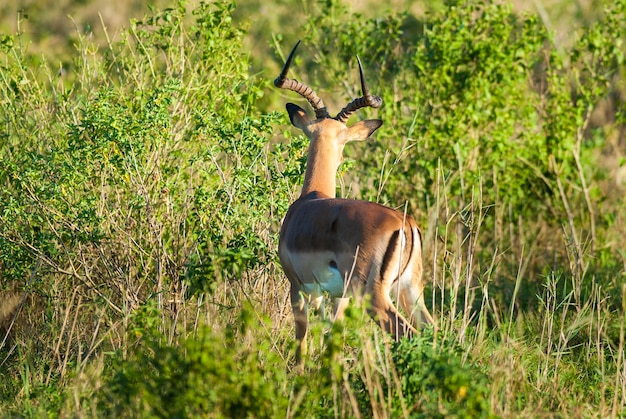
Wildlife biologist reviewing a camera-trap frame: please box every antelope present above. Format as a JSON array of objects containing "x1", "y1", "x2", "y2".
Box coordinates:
[{"x1": 275, "y1": 41, "x2": 434, "y2": 367}]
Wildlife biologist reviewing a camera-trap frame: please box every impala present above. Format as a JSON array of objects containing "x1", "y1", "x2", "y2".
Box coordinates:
[{"x1": 275, "y1": 41, "x2": 434, "y2": 367}]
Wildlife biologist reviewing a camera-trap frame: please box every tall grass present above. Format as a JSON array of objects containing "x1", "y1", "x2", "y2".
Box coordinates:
[{"x1": 0, "y1": 0, "x2": 625, "y2": 417}]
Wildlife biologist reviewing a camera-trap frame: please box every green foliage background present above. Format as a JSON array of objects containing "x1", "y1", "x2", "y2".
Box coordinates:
[{"x1": 0, "y1": 0, "x2": 625, "y2": 417}]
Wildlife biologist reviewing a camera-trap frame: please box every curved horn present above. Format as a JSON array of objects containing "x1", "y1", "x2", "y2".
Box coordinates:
[
  {"x1": 274, "y1": 41, "x2": 330, "y2": 119},
  {"x1": 334, "y1": 56, "x2": 383, "y2": 123}
]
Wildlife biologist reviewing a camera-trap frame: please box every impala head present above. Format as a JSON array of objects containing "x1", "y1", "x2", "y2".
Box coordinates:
[{"x1": 274, "y1": 41, "x2": 384, "y2": 150}]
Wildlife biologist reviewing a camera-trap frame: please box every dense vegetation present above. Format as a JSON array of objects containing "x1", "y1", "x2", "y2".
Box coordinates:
[{"x1": 1, "y1": 0, "x2": 625, "y2": 416}]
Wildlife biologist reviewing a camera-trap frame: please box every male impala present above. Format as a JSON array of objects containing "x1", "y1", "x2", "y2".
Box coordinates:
[{"x1": 275, "y1": 41, "x2": 434, "y2": 366}]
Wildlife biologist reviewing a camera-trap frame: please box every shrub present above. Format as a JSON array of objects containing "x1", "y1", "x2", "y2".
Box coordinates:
[
  {"x1": 99, "y1": 304, "x2": 289, "y2": 418},
  {"x1": 349, "y1": 331, "x2": 492, "y2": 418},
  {"x1": 391, "y1": 335, "x2": 492, "y2": 418}
]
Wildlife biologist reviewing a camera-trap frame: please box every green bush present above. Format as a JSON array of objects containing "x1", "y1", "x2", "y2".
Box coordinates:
[
  {"x1": 348, "y1": 331, "x2": 492, "y2": 418},
  {"x1": 0, "y1": 0, "x2": 292, "y2": 297},
  {"x1": 0, "y1": 1, "x2": 297, "y2": 414},
  {"x1": 300, "y1": 0, "x2": 624, "y2": 225},
  {"x1": 392, "y1": 335, "x2": 491, "y2": 418},
  {"x1": 100, "y1": 304, "x2": 288, "y2": 418}
]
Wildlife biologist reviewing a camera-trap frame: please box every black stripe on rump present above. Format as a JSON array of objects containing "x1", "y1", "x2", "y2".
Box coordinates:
[{"x1": 380, "y1": 226, "x2": 413, "y2": 282}]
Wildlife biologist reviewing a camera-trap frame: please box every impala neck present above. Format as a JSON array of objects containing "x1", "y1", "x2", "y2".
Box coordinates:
[{"x1": 301, "y1": 138, "x2": 343, "y2": 198}]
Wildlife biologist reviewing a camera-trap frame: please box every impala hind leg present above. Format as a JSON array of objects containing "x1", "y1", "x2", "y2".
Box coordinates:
[
  {"x1": 368, "y1": 286, "x2": 418, "y2": 340},
  {"x1": 396, "y1": 262, "x2": 435, "y2": 329},
  {"x1": 397, "y1": 285, "x2": 435, "y2": 328},
  {"x1": 291, "y1": 287, "x2": 309, "y2": 372}
]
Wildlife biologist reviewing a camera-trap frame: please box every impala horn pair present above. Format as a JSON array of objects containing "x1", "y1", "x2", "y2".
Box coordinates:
[{"x1": 273, "y1": 40, "x2": 383, "y2": 122}]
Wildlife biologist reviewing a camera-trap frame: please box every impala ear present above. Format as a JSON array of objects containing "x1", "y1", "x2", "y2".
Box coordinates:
[
  {"x1": 342, "y1": 119, "x2": 383, "y2": 143},
  {"x1": 286, "y1": 103, "x2": 311, "y2": 130}
]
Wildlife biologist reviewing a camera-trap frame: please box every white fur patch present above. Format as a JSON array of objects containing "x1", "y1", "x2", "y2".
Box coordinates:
[{"x1": 288, "y1": 251, "x2": 345, "y2": 298}]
